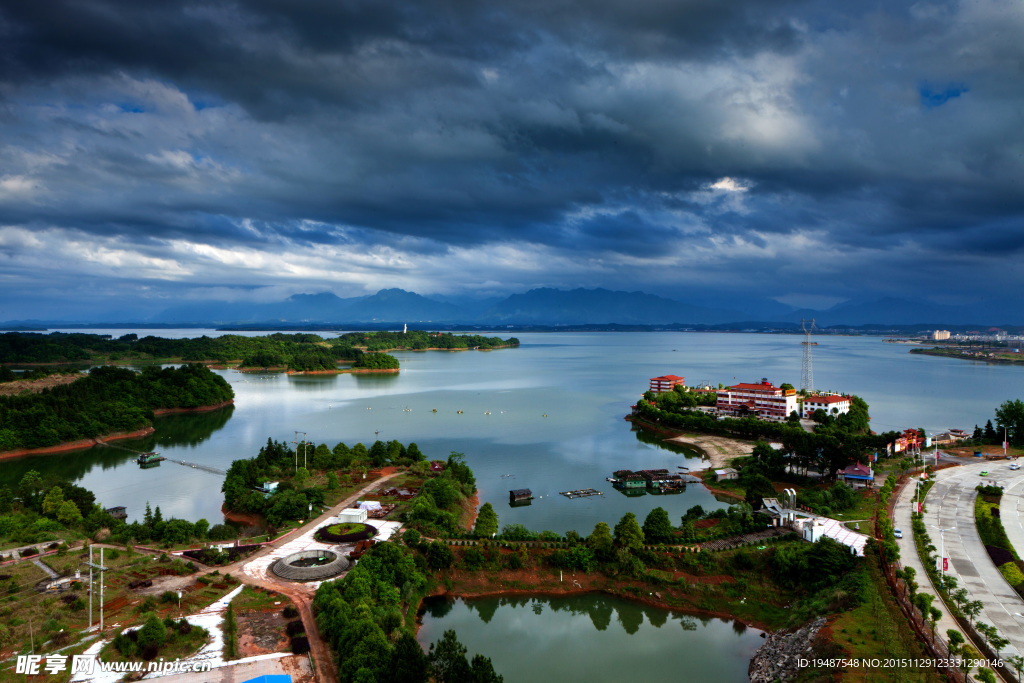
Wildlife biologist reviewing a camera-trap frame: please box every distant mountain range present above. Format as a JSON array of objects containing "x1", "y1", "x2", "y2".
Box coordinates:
[{"x1": 2, "y1": 288, "x2": 1018, "y2": 329}]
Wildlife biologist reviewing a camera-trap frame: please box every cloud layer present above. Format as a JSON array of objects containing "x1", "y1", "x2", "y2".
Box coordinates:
[{"x1": 1, "y1": 0, "x2": 1023, "y2": 318}]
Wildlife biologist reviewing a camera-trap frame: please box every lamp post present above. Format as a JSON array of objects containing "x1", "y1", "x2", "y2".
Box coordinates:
[{"x1": 932, "y1": 525, "x2": 956, "y2": 588}]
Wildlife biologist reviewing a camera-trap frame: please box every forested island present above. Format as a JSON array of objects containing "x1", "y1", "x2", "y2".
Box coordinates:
[
  {"x1": 0, "y1": 364, "x2": 233, "y2": 452},
  {"x1": 0, "y1": 330, "x2": 518, "y2": 373}
]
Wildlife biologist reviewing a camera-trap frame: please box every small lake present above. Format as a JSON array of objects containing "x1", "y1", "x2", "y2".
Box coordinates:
[{"x1": 417, "y1": 594, "x2": 763, "y2": 682}]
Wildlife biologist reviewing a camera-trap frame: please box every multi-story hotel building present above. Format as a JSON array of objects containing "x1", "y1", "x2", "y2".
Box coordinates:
[
  {"x1": 649, "y1": 375, "x2": 685, "y2": 393},
  {"x1": 801, "y1": 394, "x2": 852, "y2": 419},
  {"x1": 716, "y1": 379, "x2": 797, "y2": 420}
]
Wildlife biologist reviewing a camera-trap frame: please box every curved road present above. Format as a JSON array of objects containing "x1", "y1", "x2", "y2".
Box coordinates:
[{"x1": 924, "y1": 459, "x2": 1024, "y2": 658}]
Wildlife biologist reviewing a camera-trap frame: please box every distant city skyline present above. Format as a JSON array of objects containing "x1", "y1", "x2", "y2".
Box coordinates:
[{"x1": 1, "y1": 0, "x2": 1022, "y2": 321}]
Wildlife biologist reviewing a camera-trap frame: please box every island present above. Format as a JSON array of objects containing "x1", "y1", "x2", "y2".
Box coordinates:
[
  {"x1": 0, "y1": 364, "x2": 234, "y2": 454},
  {"x1": 0, "y1": 330, "x2": 520, "y2": 374}
]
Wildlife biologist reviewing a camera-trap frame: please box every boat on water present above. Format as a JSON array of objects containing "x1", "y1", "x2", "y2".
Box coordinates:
[{"x1": 136, "y1": 452, "x2": 165, "y2": 467}]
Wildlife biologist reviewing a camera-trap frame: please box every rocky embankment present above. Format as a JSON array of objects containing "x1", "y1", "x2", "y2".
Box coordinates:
[{"x1": 749, "y1": 617, "x2": 826, "y2": 683}]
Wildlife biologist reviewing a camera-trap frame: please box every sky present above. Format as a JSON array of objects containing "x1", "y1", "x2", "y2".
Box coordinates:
[{"x1": 0, "y1": 0, "x2": 1023, "y2": 321}]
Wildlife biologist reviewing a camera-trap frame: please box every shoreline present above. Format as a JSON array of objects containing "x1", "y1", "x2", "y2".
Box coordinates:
[
  {"x1": 0, "y1": 426, "x2": 156, "y2": 461},
  {"x1": 910, "y1": 348, "x2": 1024, "y2": 365},
  {"x1": 153, "y1": 399, "x2": 234, "y2": 415},
  {"x1": 420, "y1": 579, "x2": 771, "y2": 633},
  {"x1": 624, "y1": 415, "x2": 754, "y2": 469},
  {"x1": 0, "y1": 400, "x2": 234, "y2": 460}
]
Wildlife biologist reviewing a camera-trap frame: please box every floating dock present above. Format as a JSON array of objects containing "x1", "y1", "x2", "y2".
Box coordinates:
[{"x1": 560, "y1": 489, "x2": 604, "y2": 499}]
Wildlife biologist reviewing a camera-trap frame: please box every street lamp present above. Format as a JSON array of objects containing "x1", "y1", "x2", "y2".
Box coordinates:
[{"x1": 932, "y1": 525, "x2": 956, "y2": 587}]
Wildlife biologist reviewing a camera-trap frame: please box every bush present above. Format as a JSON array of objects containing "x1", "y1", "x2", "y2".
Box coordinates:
[
  {"x1": 291, "y1": 636, "x2": 310, "y2": 654},
  {"x1": 160, "y1": 590, "x2": 177, "y2": 604},
  {"x1": 286, "y1": 620, "x2": 305, "y2": 636},
  {"x1": 283, "y1": 605, "x2": 299, "y2": 619},
  {"x1": 999, "y1": 562, "x2": 1024, "y2": 586}
]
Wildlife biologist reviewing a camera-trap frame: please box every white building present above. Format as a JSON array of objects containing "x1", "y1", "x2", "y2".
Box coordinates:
[
  {"x1": 931, "y1": 330, "x2": 951, "y2": 340},
  {"x1": 802, "y1": 394, "x2": 852, "y2": 419},
  {"x1": 716, "y1": 379, "x2": 798, "y2": 420},
  {"x1": 337, "y1": 508, "x2": 368, "y2": 524}
]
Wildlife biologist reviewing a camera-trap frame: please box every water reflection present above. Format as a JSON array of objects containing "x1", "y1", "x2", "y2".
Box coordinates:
[
  {"x1": 419, "y1": 594, "x2": 762, "y2": 683},
  {"x1": 0, "y1": 405, "x2": 234, "y2": 489}
]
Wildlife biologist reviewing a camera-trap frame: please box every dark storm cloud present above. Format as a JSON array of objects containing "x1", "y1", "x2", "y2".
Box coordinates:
[{"x1": 0, "y1": 0, "x2": 1023, "y2": 317}]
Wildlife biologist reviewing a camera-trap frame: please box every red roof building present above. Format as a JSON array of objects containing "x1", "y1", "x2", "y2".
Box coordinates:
[
  {"x1": 801, "y1": 394, "x2": 852, "y2": 419},
  {"x1": 716, "y1": 379, "x2": 798, "y2": 421},
  {"x1": 649, "y1": 375, "x2": 685, "y2": 393}
]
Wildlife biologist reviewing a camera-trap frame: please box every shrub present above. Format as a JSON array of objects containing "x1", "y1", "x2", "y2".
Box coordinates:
[
  {"x1": 282, "y1": 605, "x2": 299, "y2": 619},
  {"x1": 291, "y1": 636, "x2": 310, "y2": 654},
  {"x1": 999, "y1": 562, "x2": 1024, "y2": 586},
  {"x1": 160, "y1": 590, "x2": 177, "y2": 604},
  {"x1": 286, "y1": 620, "x2": 305, "y2": 636}
]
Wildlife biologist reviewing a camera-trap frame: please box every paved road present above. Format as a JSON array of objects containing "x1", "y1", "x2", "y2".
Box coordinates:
[
  {"x1": 893, "y1": 472, "x2": 968, "y2": 651},
  {"x1": 925, "y1": 459, "x2": 1024, "y2": 657}
]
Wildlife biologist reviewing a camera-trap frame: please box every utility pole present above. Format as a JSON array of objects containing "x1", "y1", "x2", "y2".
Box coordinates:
[
  {"x1": 86, "y1": 547, "x2": 108, "y2": 631},
  {"x1": 291, "y1": 431, "x2": 308, "y2": 472},
  {"x1": 88, "y1": 546, "x2": 93, "y2": 629}
]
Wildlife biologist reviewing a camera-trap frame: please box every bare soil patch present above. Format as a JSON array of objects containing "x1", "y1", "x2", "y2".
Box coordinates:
[
  {"x1": 237, "y1": 610, "x2": 291, "y2": 657},
  {"x1": 0, "y1": 373, "x2": 83, "y2": 395}
]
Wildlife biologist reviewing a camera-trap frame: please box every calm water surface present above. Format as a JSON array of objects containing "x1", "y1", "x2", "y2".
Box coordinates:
[
  {"x1": 4, "y1": 331, "x2": 1021, "y2": 529},
  {"x1": 417, "y1": 595, "x2": 763, "y2": 683}
]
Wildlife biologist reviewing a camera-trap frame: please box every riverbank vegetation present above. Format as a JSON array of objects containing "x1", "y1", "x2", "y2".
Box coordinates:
[
  {"x1": 0, "y1": 330, "x2": 517, "y2": 371},
  {"x1": 314, "y1": 541, "x2": 503, "y2": 683},
  {"x1": 0, "y1": 364, "x2": 233, "y2": 452},
  {"x1": 633, "y1": 398, "x2": 898, "y2": 482},
  {"x1": 222, "y1": 438, "x2": 468, "y2": 531}
]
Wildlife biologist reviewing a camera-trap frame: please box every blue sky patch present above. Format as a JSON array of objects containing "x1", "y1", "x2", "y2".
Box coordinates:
[{"x1": 920, "y1": 84, "x2": 968, "y2": 109}]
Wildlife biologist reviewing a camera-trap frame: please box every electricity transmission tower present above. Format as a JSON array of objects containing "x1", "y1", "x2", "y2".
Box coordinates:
[{"x1": 800, "y1": 318, "x2": 815, "y2": 393}]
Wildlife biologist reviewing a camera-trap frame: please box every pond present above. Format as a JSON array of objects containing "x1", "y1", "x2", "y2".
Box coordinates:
[{"x1": 417, "y1": 594, "x2": 763, "y2": 683}]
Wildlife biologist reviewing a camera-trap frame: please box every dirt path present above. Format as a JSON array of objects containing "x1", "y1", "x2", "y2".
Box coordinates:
[{"x1": 222, "y1": 470, "x2": 403, "y2": 683}]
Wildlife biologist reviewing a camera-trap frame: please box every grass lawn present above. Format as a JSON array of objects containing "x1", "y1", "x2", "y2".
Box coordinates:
[
  {"x1": 816, "y1": 562, "x2": 943, "y2": 683},
  {"x1": 232, "y1": 585, "x2": 294, "y2": 614}
]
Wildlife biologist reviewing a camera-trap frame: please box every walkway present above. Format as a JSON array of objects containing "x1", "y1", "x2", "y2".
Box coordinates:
[{"x1": 925, "y1": 459, "x2": 1024, "y2": 657}]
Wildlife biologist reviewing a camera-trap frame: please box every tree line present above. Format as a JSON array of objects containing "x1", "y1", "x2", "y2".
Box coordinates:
[
  {"x1": 0, "y1": 469, "x2": 237, "y2": 549},
  {"x1": 0, "y1": 364, "x2": 234, "y2": 451}
]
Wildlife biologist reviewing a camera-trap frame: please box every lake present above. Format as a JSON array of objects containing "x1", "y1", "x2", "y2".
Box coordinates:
[
  {"x1": 417, "y1": 594, "x2": 763, "y2": 683},
  {"x1": 3, "y1": 331, "x2": 1021, "y2": 532}
]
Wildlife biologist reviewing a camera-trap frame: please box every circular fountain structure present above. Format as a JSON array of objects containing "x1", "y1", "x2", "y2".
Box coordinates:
[{"x1": 271, "y1": 549, "x2": 350, "y2": 581}]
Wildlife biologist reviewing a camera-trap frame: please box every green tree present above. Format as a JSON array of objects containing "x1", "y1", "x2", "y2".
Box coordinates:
[
  {"x1": 385, "y1": 631, "x2": 431, "y2": 683},
  {"x1": 474, "y1": 502, "x2": 499, "y2": 538},
  {"x1": 946, "y1": 629, "x2": 964, "y2": 655},
  {"x1": 587, "y1": 522, "x2": 614, "y2": 560},
  {"x1": 18, "y1": 470, "x2": 42, "y2": 505},
  {"x1": 41, "y1": 486, "x2": 65, "y2": 517},
  {"x1": 137, "y1": 613, "x2": 167, "y2": 649},
  {"x1": 194, "y1": 518, "x2": 210, "y2": 538},
  {"x1": 995, "y1": 399, "x2": 1024, "y2": 446},
  {"x1": 641, "y1": 507, "x2": 674, "y2": 544},
  {"x1": 57, "y1": 500, "x2": 83, "y2": 526},
  {"x1": 744, "y1": 474, "x2": 777, "y2": 509},
  {"x1": 984, "y1": 420, "x2": 998, "y2": 442},
  {"x1": 613, "y1": 512, "x2": 644, "y2": 551},
  {"x1": 963, "y1": 599, "x2": 983, "y2": 625},
  {"x1": 429, "y1": 629, "x2": 471, "y2": 682}
]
